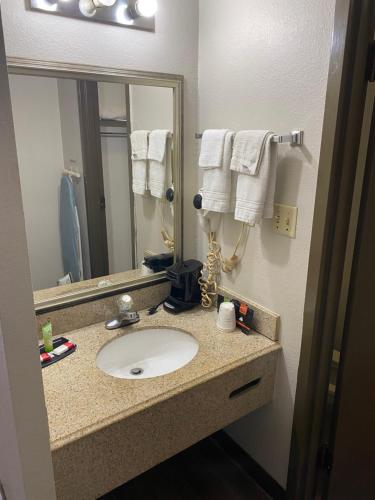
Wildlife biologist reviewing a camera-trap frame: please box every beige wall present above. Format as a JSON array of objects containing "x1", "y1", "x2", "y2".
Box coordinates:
[
  {"x1": 9, "y1": 74, "x2": 65, "y2": 290},
  {"x1": 197, "y1": 0, "x2": 335, "y2": 487},
  {"x1": 58, "y1": 79, "x2": 84, "y2": 176}
]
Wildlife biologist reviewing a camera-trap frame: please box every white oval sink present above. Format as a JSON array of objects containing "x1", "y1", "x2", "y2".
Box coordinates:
[{"x1": 96, "y1": 328, "x2": 199, "y2": 380}]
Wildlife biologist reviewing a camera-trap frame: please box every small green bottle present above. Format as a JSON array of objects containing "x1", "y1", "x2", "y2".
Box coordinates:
[{"x1": 42, "y1": 320, "x2": 53, "y2": 353}]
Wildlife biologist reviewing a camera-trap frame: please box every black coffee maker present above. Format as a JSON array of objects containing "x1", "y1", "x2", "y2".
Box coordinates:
[{"x1": 163, "y1": 260, "x2": 203, "y2": 314}]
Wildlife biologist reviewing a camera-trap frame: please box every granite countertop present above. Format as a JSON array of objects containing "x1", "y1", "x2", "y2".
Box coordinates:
[{"x1": 42, "y1": 307, "x2": 281, "y2": 452}]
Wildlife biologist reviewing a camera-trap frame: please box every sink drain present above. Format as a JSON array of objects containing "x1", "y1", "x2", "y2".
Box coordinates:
[{"x1": 130, "y1": 367, "x2": 144, "y2": 376}]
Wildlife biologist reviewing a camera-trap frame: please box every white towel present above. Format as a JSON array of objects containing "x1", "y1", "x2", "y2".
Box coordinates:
[
  {"x1": 201, "y1": 131, "x2": 235, "y2": 213},
  {"x1": 235, "y1": 135, "x2": 277, "y2": 225},
  {"x1": 130, "y1": 130, "x2": 149, "y2": 195},
  {"x1": 149, "y1": 129, "x2": 170, "y2": 162},
  {"x1": 199, "y1": 129, "x2": 229, "y2": 169},
  {"x1": 231, "y1": 130, "x2": 274, "y2": 176},
  {"x1": 148, "y1": 130, "x2": 171, "y2": 199}
]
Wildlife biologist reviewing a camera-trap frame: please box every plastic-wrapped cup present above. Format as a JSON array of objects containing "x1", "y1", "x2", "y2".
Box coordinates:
[{"x1": 216, "y1": 302, "x2": 236, "y2": 332}]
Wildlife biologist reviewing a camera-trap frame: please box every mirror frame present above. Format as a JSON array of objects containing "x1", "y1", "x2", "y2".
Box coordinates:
[{"x1": 6, "y1": 57, "x2": 183, "y2": 313}]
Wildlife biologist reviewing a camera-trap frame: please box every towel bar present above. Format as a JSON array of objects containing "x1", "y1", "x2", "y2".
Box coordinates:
[{"x1": 195, "y1": 130, "x2": 304, "y2": 146}]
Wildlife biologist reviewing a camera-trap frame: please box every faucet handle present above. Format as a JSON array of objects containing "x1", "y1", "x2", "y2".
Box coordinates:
[
  {"x1": 105, "y1": 294, "x2": 139, "y2": 330},
  {"x1": 117, "y1": 294, "x2": 134, "y2": 314}
]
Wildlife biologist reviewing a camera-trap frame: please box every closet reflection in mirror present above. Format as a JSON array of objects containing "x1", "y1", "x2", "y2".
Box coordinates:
[{"x1": 8, "y1": 74, "x2": 175, "y2": 297}]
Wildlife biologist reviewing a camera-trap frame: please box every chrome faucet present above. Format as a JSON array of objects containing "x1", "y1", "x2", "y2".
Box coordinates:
[{"x1": 105, "y1": 294, "x2": 140, "y2": 330}]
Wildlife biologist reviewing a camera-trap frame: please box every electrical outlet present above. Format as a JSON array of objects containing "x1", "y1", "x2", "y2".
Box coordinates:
[{"x1": 273, "y1": 204, "x2": 298, "y2": 238}]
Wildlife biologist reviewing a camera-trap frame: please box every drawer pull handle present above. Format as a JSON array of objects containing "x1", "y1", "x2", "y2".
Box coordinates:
[{"x1": 229, "y1": 378, "x2": 261, "y2": 399}]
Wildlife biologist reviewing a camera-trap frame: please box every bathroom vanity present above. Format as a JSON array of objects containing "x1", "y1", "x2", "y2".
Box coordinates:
[{"x1": 42, "y1": 306, "x2": 280, "y2": 499}]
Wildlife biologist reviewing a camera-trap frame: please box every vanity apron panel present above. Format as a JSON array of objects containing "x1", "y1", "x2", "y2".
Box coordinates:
[{"x1": 52, "y1": 349, "x2": 278, "y2": 500}]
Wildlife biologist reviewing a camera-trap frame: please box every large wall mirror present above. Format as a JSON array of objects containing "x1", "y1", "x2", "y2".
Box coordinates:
[{"x1": 7, "y1": 59, "x2": 183, "y2": 310}]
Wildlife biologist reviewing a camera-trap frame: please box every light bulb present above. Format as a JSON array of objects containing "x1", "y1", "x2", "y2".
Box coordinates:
[
  {"x1": 116, "y1": 4, "x2": 134, "y2": 25},
  {"x1": 93, "y1": 0, "x2": 117, "y2": 6},
  {"x1": 79, "y1": 0, "x2": 96, "y2": 17},
  {"x1": 135, "y1": 0, "x2": 157, "y2": 17},
  {"x1": 35, "y1": 0, "x2": 58, "y2": 11}
]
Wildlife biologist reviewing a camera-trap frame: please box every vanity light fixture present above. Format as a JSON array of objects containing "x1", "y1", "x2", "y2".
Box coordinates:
[{"x1": 28, "y1": 0, "x2": 155, "y2": 31}]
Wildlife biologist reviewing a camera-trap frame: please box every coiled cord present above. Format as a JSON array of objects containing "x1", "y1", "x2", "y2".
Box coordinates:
[
  {"x1": 221, "y1": 222, "x2": 249, "y2": 273},
  {"x1": 159, "y1": 199, "x2": 175, "y2": 251},
  {"x1": 198, "y1": 232, "x2": 222, "y2": 308},
  {"x1": 199, "y1": 223, "x2": 250, "y2": 308}
]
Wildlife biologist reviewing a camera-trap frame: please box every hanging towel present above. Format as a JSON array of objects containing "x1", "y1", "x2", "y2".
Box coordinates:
[
  {"x1": 60, "y1": 175, "x2": 82, "y2": 283},
  {"x1": 148, "y1": 130, "x2": 171, "y2": 199},
  {"x1": 234, "y1": 134, "x2": 277, "y2": 225},
  {"x1": 200, "y1": 130, "x2": 235, "y2": 213},
  {"x1": 74, "y1": 205, "x2": 83, "y2": 281},
  {"x1": 230, "y1": 130, "x2": 274, "y2": 176},
  {"x1": 130, "y1": 130, "x2": 149, "y2": 195},
  {"x1": 199, "y1": 129, "x2": 229, "y2": 169}
]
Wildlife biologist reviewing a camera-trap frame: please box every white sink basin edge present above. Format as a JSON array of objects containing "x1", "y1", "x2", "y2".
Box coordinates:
[{"x1": 96, "y1": 327, "x2": 199, "y2": 380}]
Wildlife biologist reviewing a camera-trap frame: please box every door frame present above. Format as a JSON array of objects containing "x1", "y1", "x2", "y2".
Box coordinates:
[
  {"x1": 287, "y1": 1, "x2": 375, "y2": 498},
  {"x1": 326, "y1": 84, "x2": 375, "y2": 500},
  {"x1": 0, "y1": 8, "x2": 56, "y2": 500},
  {"x1": 77, "y1": 79, "x2": 110, "y2": 278}
]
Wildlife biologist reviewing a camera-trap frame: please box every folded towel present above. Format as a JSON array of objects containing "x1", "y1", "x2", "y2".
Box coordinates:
[
  {"x1": 231, "y1": 130, "x2": 274, "y2": 176},
  {"x1": 201, "y1": 131, "x2": 235, "y2": 213},
  {"x1": 131, "y1": 130, "x2": 149, "y2": 196},
  {"x1": 148, "y1": 130, "x2": 171, "y2": 199},
  {"x1": 130, "y1": 130, "x2": 149, "y2": 160},
  {"x1": 148, "y1": 129, "x2": 170, "y2": 163},
  {"x1": 199, "y1": 129, "x2": 229, "y2": 169},
  {"x1": 235, "y1": 135, "x2": 277, "y2": 225}
]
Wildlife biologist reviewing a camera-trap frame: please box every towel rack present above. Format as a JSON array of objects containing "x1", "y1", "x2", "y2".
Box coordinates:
[
  {"x1": 100, "y1": 118, "x2": 127, "y2": 128},
  {"x1": 195, "y1": 130, "x2": 304, "y2": 146},
  {"x1": 63, "y1": 168, "x2": 81, "y2": 179},
  {"x1": 100, "y1": 117, "x2": 128, "y2": 138},
  {"x1": 100, "y1": 132, "x2": 129, "y2": 138}
]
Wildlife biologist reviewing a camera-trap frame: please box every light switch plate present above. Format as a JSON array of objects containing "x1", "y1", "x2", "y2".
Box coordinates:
[{"x1": 273, "y1": 204, "x2": 298, "y2": 238}]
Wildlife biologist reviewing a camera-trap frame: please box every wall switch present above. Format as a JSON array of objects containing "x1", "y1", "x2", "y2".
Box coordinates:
[{"x1": 273, "y1": 204, "x2": 298, "y2": 238}]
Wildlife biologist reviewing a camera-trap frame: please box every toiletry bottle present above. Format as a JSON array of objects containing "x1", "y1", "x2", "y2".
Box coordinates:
[{"x1": 42, "y1": 320, "x2": 53, "y2": 353}]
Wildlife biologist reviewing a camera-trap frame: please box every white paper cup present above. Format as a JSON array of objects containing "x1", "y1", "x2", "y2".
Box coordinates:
[{"x1": 216, "y1": 302, "x2": 236, "y2": 332}]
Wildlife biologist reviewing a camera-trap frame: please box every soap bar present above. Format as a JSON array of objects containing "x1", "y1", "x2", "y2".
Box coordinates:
[
  {"x1": 53, "y1": 342, "x2": 75, "y2": 356},
  {"x1": 52, "y1": 342, "x2": 75, "y2": 356},
  {"x1": 53, "y1": 345, "x2": 68, "y2": 356}
]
